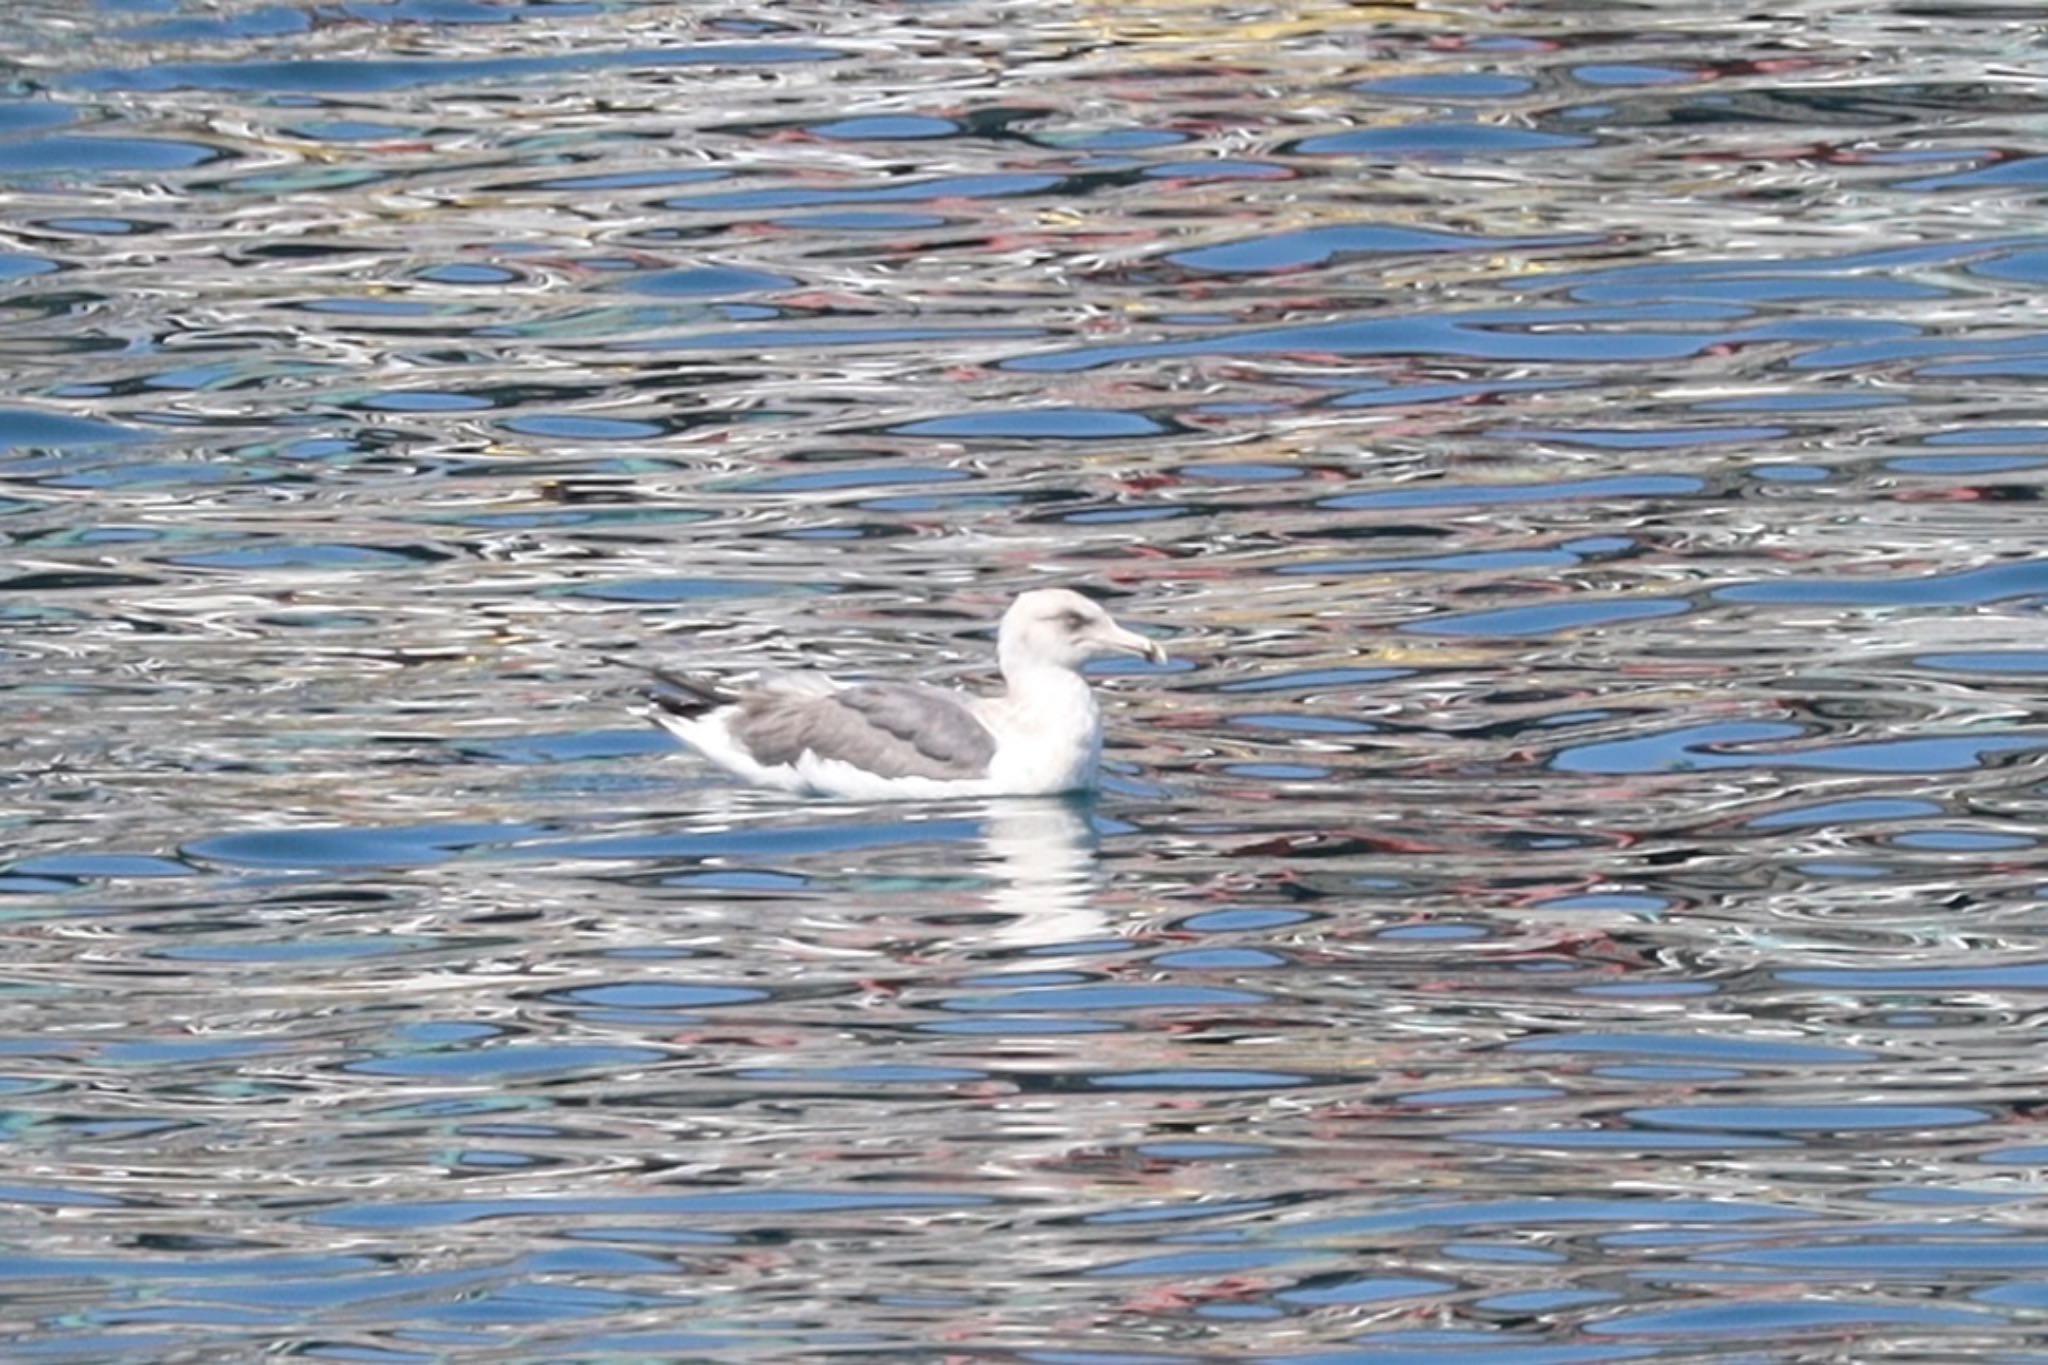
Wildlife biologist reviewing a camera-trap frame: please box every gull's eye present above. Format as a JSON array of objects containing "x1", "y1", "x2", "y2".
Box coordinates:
[{"x1": 1059, "y1": 609, "x2": 1090, "y2": 631}]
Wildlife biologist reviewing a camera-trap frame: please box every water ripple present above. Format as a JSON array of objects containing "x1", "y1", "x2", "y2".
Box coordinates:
[{"x1": 4, "y1": 0, "x2": 2048, "y2": 1359}]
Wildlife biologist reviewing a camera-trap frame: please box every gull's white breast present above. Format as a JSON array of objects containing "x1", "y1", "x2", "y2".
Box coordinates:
[{"x1": 975, "y1": 672, "x2": 1103, "y2": 797}]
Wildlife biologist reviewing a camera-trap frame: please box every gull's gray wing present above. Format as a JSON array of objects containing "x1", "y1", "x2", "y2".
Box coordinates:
[{"x1": 731, "y1": 681, "x2": 996, "y2": 781}]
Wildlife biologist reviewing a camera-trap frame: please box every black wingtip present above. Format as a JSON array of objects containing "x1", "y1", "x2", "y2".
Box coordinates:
[{"x1": 601, "y1": 655, "x2": 735, "y2": 721}]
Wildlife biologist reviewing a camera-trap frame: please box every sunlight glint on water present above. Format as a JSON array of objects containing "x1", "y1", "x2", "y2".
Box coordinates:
[{"x1": 2, "y1": 0, "x2": 2047, "y2": 1358}]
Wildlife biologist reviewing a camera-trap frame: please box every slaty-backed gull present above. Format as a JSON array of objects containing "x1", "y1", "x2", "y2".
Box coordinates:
[{"x1": 632, "y1": 588, "x2": 1165, "y2": 799}]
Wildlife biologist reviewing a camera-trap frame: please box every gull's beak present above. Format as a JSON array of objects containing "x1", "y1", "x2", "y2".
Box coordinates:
[{"x1": 1101, "y1": 623, "x2": 1168, "y2": 666}]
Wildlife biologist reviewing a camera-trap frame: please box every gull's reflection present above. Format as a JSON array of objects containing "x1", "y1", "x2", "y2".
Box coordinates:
[{"x1": 974, "y1": 797, "x2": 1104, "y2": 949}]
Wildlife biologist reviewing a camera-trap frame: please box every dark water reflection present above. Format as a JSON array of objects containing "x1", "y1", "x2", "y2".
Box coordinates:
[{"x1": 6, "y1": 0, "x2": 2048, "y2": 1358}]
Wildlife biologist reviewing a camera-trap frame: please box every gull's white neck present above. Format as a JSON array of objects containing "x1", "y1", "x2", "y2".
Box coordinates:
[{"x1": 979, "y1": 655, "x2": 1104, "y2": 795}]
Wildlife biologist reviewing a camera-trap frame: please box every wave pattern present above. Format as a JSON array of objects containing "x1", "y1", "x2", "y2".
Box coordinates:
[{"x1": 3, "y1": 0, "x2": 2048, "y2": 1359}]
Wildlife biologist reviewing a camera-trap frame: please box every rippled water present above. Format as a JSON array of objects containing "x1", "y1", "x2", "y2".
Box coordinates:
[{"x1": 5, "y1": 0, "x2": 2048, "y2": 1359}]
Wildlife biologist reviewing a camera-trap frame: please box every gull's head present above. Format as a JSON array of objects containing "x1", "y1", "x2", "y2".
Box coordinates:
[{"x1": 998, "y1": 588, "x2": 1166, "y2": 675}]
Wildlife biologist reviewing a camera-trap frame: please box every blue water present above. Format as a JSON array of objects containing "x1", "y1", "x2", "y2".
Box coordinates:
[{"x1": 5, "y1": 1, "x2": 2048, "y2": 1360}]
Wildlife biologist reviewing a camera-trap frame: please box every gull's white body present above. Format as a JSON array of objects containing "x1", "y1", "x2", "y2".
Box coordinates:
[
  {"x1": 645, "y1": 589, "x2": 1161, "y2": 800},
  {"x1": 973, "y1": 667, "x2": 1103, "y2": 797}
]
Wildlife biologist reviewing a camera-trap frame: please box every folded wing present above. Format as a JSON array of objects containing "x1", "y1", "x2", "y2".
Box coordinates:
[{"x1": 730, "y1": 682, "x2": 997, "y2": 781}]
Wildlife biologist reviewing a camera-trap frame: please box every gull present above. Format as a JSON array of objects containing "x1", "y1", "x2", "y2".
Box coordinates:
[{"x1": 631, "y1": 588, "x2": 1166, "y2": 799}]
